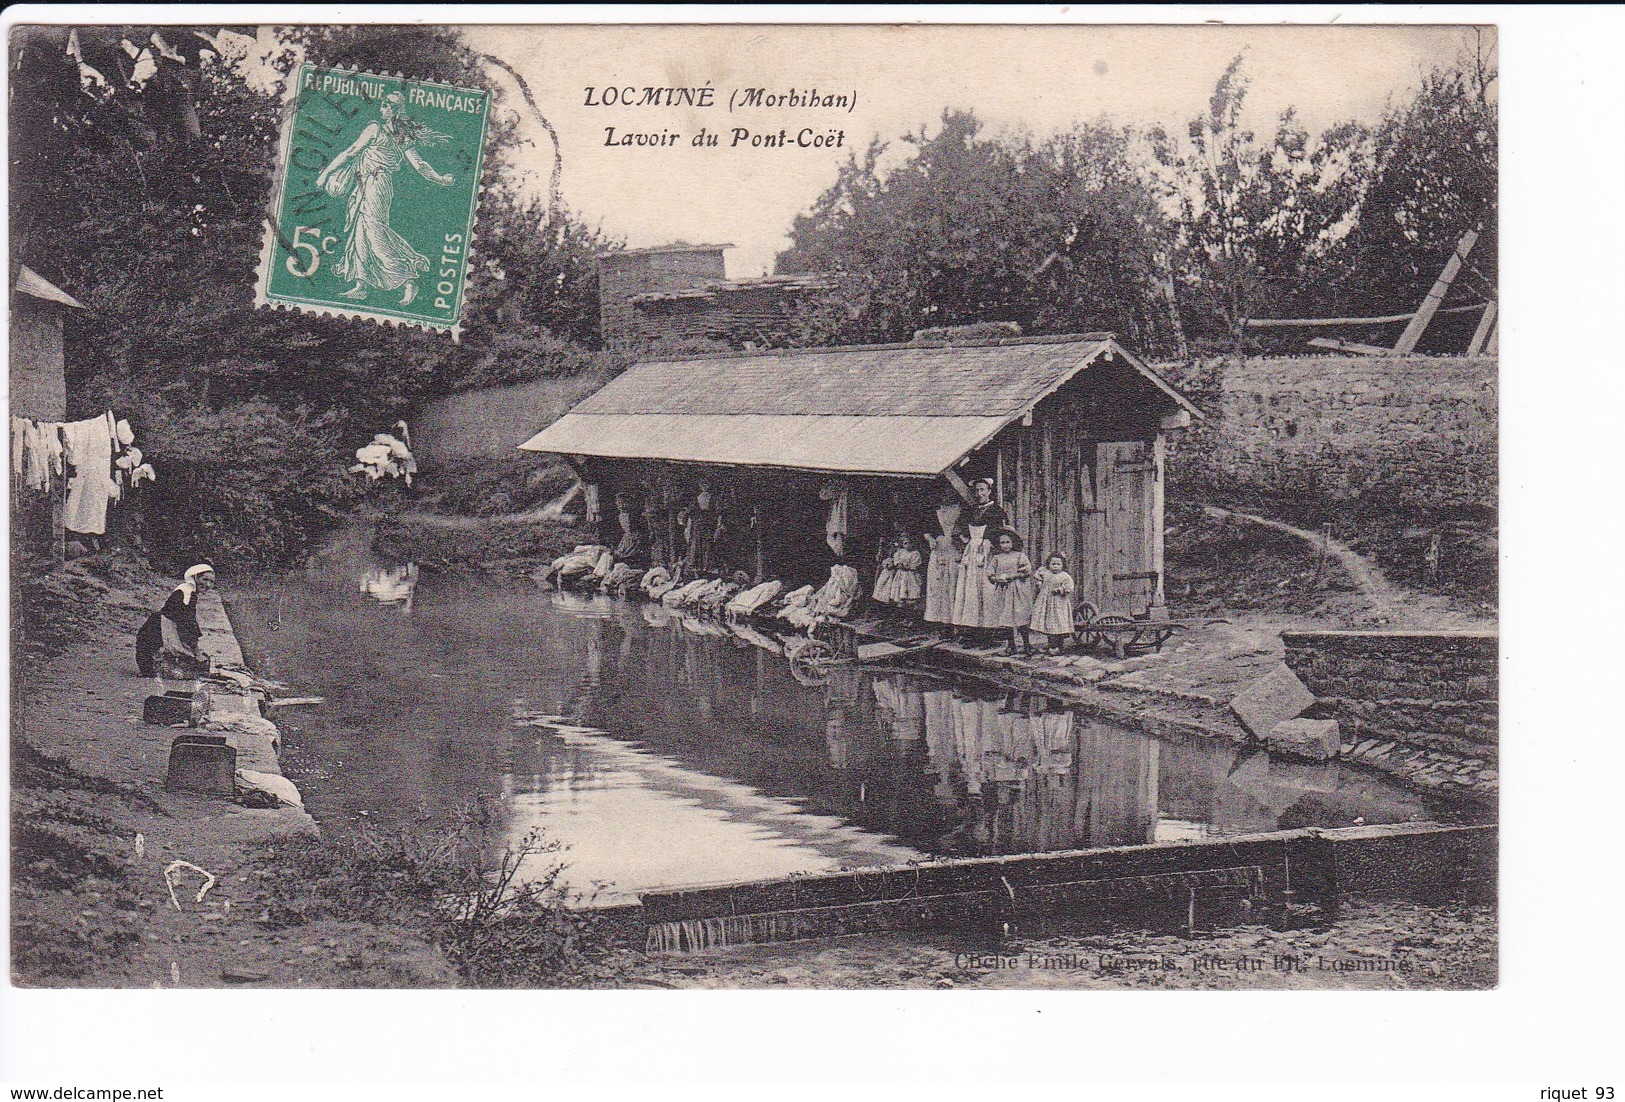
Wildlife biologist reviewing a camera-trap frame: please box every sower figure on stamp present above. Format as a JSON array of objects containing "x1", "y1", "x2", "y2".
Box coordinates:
[{"x1": 316, "y1": 90, "x2": 455, "y2": 307}]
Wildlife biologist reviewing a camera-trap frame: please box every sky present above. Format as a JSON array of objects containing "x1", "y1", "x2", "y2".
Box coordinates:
[{"x1": 454, "y1": 23, "x2": 1489, "y2": 276}]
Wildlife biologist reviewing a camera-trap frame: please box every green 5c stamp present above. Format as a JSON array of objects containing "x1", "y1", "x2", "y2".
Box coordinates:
[{"x1": 257, "y1": 66, "x2": 491, "y2": 336}]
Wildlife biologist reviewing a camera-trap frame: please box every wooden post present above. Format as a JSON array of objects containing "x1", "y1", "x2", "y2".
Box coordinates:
[
  {"x1": 1148, "y1": 433, "x2": 1167, "y2": 619},
  {"x1": 1393, "y1": 227, "x2": 1479, "y2": 354},
  {"x1": 52, "y1": 432, "x2": 66, "y2": 563},
  {"x1": 1467, "y1": 301, "x2": 1498, "y2": 355},
  {"x1": 753, "y1": 499, "x2": 765, "y2": 583}
]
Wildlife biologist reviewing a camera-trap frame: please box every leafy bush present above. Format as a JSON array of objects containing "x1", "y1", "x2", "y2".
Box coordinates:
[
  {"x1": 419, "y1": 454, "x2": 577, "y2": 517},
  {"x1": 266, "y1": 813, "x2": 611, "y2": 987},
  {"x1": 95, "y1": 390, "x2": 364, "y2": 572}
]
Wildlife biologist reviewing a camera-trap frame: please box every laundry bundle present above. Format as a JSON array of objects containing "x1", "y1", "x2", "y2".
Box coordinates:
[
  {"x1": 640, "y1": 565, "x2": 676, "y2": 599},
  {"x1": 770, "y1": 585, "x2": 816, "y2": 623},
  {"x1": 725, "y1": 578, "x2": 783, "y2": 618},
  {"x1": 598, "y1": 561, "x2": 642, "y2": 595},
  {"x1": 541, "y1": 544, "x2": 609, "y2": 588},
  {"x1": 661, "y1": 578, "x2": 711, "y2": 608},
  {"x1": 349, "y1": 422, "x2": 418, "y2": 486}
]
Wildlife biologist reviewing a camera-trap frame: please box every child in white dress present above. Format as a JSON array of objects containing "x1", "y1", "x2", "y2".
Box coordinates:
[{"x1": 1029, "y1": 553, "x2": 1077, "y2": 655}]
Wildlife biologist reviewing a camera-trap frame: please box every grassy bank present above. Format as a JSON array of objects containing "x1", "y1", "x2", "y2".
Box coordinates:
[
  {"x1": 1164, "y1": 501, "x2": 1363, "y2": 616},
  {"x1": 371, "y1": 513, "x2": 591, "y2": 575}
]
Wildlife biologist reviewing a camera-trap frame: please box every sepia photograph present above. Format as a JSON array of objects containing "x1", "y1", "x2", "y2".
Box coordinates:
[{"x1": 5, "y1": 17, "x2": 1510, "y2": 1002}]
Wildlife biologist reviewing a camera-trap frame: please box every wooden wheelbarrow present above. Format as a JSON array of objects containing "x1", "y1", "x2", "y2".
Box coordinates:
[{"x1": 1072, "y1": 602, "x2": 1190, "y2": 659}]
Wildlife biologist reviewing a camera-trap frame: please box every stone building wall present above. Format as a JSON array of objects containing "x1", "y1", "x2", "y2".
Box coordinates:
[
  {"x1": 597, "y1": 246, "x2": 728, "y2": 348},
  {"x1": 411, "y1": 372, "x2": 612, "y2": 463}
]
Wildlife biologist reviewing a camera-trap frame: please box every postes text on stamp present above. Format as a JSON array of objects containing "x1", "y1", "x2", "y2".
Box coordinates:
[{"x1": 257, "y1": 65, "x2": 491, "y2": 336}]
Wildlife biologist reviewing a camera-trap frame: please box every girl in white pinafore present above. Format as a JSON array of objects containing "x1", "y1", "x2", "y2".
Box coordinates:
[{"x1": 950, "y1": 524, "x2": 995, "y2": 632}]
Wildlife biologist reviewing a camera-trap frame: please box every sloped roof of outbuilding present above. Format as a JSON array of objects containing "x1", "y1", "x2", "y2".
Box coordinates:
[
  {"x1": 13, "y1": 266, "x2": 84, "y2": 309},
  {"x1": 520, "y1": 334, "x2": 1201, "y2": 477}
]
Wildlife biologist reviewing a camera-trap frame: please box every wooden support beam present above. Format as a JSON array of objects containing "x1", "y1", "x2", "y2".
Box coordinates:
[
  {"x1": 1467, "y1": 301, "x2": 1498, "y2": 355},
  {"x1": 942, "y1": 468, "x2": 975, "y2": 505},
  {"x1": 1393, "y1": 227, "x2": 1479, "y2": 354},
  {"x1": 753, "y1": 502, "x2": 765, "y2": 583},
  {"x1": 1150, "y1": 433, "x2": 1167, "y2": 616},
  {"x1": 1308, "y1": 338, "x2": 1401, "y2": 356},
  {"x1": 1245, "y1": 303, "x2": 1487, "y2": 329}
]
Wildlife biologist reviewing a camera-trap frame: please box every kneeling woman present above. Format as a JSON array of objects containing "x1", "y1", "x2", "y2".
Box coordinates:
[{"x1": 135, "y1": 565, "x2": 215, "y2": 678}]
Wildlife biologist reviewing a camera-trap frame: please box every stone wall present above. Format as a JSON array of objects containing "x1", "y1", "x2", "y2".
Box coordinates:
[
  {"x1": 1281, "y1": 629, "x2": 1498, "y2": 759},
  {"x1": 410, "y1": 372, "x2": 611, "y2": 463},
  {"x1": 1165, "y1": 353, "x2": 1497, "y2": 517}
]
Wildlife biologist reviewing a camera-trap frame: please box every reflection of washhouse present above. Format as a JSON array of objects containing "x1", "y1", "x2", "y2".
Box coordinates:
[{"x1": 906, "y1": 678, "x2": 1160, "y2": 856}]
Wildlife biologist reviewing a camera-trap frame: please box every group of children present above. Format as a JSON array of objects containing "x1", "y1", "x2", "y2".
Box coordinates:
[{"x1": 870, "y1": 480, "x2": 1077, "y2": 657}]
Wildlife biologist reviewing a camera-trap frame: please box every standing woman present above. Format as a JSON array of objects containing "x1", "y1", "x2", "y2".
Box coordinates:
[
  {"x1": 316, "y1": 90, "x2": 456, "y2": 307},
  {"x1": 135, "y1": 565, "x2": 215, "y2": 678},
  {"x1": 954, "y1": 479, "x2": 1008, "y2": 544},
  {"x1": 950, "y1": 522, "x2": 994, "y2": 641}
]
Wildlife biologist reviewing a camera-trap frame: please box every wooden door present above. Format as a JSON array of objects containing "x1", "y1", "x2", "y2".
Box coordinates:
[{"x1": 1095, "y1": 441, "x2": 1158, "y2": 616}]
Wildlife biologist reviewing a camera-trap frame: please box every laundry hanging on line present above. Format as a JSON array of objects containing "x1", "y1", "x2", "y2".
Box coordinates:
[{"x1": 11, "y1": 410, "x2": 152, "y2": 535}]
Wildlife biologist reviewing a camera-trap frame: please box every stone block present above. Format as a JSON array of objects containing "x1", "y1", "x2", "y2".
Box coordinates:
[
  {"x1": 1230, "y1": 664, "x2": 1316, "y2": 737},
  {"x1": 166, "y1": 734, "x2": 237, "y2": 796},
  {"x1": 1265, "y1": 718, "x2": 1342, "y2": 762}
]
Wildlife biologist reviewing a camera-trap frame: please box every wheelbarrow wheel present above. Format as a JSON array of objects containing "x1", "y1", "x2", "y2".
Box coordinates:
[
  {"x1": 789, "y1": 638, "x2": 836, "y2": 686},
  {"x1": 1073, "y1": 602, "x2": 1100, "y2": 648}
]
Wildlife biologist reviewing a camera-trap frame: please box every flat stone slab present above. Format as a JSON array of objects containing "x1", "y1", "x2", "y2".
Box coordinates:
[
  {"x1": 1230, "y1": 664, "x2": 1316, "y2": 737},
  {"x1": 1265, "y1": 718, "x2": 1342, "y2": 762}
]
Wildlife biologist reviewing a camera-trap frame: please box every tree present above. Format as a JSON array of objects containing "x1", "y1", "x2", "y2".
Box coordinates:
[
  {"x1": 778, "y1": 110, "x2": 1174, "y2": 351},
  {"x1": 1149, "y1": 55, "x2": 1371, "y2": 347},
  {"x1": 9, "y1": 24, "x2": 612, "y2": 566},
  {"x1": 1319, "y1": 38, "x2": 1497, "y2": 323}
]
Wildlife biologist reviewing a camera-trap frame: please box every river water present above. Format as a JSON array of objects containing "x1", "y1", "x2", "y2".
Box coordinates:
[{"x1": 228, "y1": 536, "x2": 1458, "y2": 905}]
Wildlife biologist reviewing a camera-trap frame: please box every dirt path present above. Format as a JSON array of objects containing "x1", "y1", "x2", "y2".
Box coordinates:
[{"x1": 1202, "y1": 505, "x2": 1489, "y2": 629}]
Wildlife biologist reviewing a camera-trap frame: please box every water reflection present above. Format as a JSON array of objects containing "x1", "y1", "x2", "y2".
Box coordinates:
[
  {"x1": 229, "y1": 539, "x2": 1460, "y2": 905},
  {"x1": 505, "y1": 606, "x2": 1453, "y2": 876},
  {"x1": 358, "y1": 562, "x2": 418, "y2": 610}
]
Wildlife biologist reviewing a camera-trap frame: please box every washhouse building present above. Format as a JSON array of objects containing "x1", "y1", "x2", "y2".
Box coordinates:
[{"x1": 520, "y1": 332, "x2": 1203, "y2": 618}]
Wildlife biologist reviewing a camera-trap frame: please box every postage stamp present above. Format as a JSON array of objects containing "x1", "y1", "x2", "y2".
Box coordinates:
[{"x1": 256, "y1": 65, "x2": 491, "y2": 335}]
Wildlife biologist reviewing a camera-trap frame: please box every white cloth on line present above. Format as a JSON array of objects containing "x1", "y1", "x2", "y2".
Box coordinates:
[
  {"x1": 11, "y1": 417, "x2": 26, "y2": 481},
  {"x1": 61, "y1": 414, "x2": 114, "y2": 535}
]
